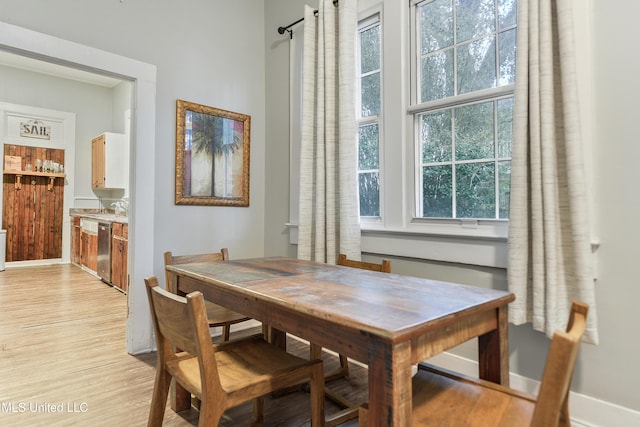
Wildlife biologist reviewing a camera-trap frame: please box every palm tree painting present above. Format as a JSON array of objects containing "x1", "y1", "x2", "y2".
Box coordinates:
[{"x1": 176, "y1": 100, "x2": 250, "y2": 206}]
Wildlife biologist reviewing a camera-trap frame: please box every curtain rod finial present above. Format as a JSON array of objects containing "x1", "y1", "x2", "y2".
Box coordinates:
[{"x1": 277, "y1": 26, "x2": 293, "y2": 39}]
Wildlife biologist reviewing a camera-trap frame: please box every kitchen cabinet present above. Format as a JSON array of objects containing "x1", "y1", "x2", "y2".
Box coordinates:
[
  {"x1": 111, "y1": 223, "x2": 128, "y2": 292},
  {"x1": 91, "y1": 132, "x2": 128, "y2": 189},
  {"x1": 71, "y1": 216, "x2": 81, "y2": 265},
  {"x1": 80, "y1": 219, "x2": 98, "y2": 272}
]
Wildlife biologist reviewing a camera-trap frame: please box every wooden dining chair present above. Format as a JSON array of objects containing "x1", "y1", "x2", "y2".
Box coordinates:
[
  {"x1": 164, "y1": 249, "x2": 251, "y2": 342},
  {"x1": 144, "y1": 276, "x2": 325, "y2": 427},
  {"x1": 359, "y1": 301, "x2": 589, "y2": 427},
  {"x1": 310, "y1": 253, "x2": 391, "y2": 426}
]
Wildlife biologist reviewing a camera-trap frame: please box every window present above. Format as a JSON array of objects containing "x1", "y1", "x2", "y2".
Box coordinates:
[
  {"x1": 358, "y1": 15, "x2": 382, "y2": 217},
  {"x1": 411, "y1": 0, "x2": 517, "y2": 220},
  {"x1": 287, "y1": 2, "x2": 519, "y2": 267}
]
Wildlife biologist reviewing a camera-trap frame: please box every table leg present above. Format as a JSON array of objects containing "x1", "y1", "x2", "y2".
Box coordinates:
[
  {"x1": 367, "y1": 339, "x2": 412, "y2": 426},
  {"x1": 478, "y1": 305, "x2": 510, "y2": 385},
  {"x1": 269, "y1": 327, "x2": 287, "y2": 350},
  {"x1": 170, "y1": 380, "x2": 192, "y2": 412}
]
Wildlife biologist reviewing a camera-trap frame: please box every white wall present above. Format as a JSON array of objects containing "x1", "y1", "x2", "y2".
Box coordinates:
[
  {"x1": 589, "y1": 0, "x2": 640, "y2": 414},
  {"x1": 263, "y1": 0, "x2": 640, "y2": 422}
]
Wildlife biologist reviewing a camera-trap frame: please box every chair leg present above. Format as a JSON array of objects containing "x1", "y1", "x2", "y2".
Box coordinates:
[
  {"x1": 252, "y1": 397, "x2": 265, "y2": 424},
  {"x1": 323, "y1": 388, "x2": 359, "y2": 427},
  {"x1": 147, "y1": 368, "x2": 171, "y2": 427},
  {"x1": 559, "y1": 396, "x2": 571, "y2": 427},
  {"x1": 310, "y1": 343, "x2": 349, "y2": 382},
  {"x1": 358, "y1": 404, "x2": 369, "y2": 427},
  {"x1": 197, "y1": 393, "x2": 224, "y2": 427},
  {"x1": 310, "y1": 342, "x2": 356, "y2": 425}
]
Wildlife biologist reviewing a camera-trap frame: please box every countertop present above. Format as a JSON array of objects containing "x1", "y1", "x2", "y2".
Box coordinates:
[{"x1": 70, "y1": 209, "x2": 128, "y2": 224}]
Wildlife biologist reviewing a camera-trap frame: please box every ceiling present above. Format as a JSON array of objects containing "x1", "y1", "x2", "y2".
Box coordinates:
[{"x1": 0, "y1": 50, "x2": 123, "y2": 88}]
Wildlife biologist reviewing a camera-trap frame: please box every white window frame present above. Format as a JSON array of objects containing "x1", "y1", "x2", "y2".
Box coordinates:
[
  {"x1": 357, "y1": 13, "x2": 384, "y2": 225},
  {"x1": 406, "y1": 0, "x2": 514, "y2": 234}
]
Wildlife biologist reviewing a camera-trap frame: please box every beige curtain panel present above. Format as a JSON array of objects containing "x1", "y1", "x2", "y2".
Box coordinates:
[
  {"x1": 508, "y1": 0, "x2": 598, "y2": 343},
  {"x1": 298, "y1": 0, "x2": 361, "y2": 264}
]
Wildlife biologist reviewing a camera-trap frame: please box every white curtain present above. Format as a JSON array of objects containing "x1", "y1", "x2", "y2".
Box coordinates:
[
  {"x1": 508, "y1": 0, "x2": 598, "y2": 343},
  {"x1": 298, "y1": 0, "x2": 361, "y2": 264}
]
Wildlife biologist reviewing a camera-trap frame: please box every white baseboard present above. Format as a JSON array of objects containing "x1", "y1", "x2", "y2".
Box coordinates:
[
  {"x1": 6, "y1": 259, "x2": 65, "y2": 268},
  {"x1": 427, "y1": 352, "x2": 640, "y2": 427}
]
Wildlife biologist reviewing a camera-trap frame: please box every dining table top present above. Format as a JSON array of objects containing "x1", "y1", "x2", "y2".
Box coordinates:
[{"x1": 165, "y1": 256, "x2": 514, "y2": 343}]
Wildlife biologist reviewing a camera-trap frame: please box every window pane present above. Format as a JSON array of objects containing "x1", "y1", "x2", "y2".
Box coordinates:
[
  {"x1": 420, "y1": 0, "x2": 453, "y2": 54},
  {"x1": 456, "y1": 162, "x2": 495, "y2": 218},
  {"x1": 361, "y1": 73, "x2": 381, "y2": 117},
  {"x1": 456, "y1": 0, "x2": 495, "y2": 43},
  {"x1": 457, "y1": 36, "x2": 496, "y2": 94},
  {"x1": 497, "y1": 97, "x2": 513, "y2": 157},
  {"x1": 498, "y1": 160, "x2": 511, "y2": 218},
  {"x1": 421, "y1": 110, "x2": 452, "y2": 163},
  {"x1": 422, "y1": 49, "x2": 454, "y2": 102},
  {"x1": 359, "y1": 172, "x2": 380, "y2": 216},
  {"x1": 498, "y1": 0, "x2": 517, "y2": 29},
  {"x1": 455, "y1": 102, "x2": 494, "y2": 161},
  {"x1": 359, "y1": 124, "x2": 379, "y2": 169},
  {"x1": 360, "y1": 25, "x2": 380, "y2": 74},
  {"x1": 358, "y1": 17, "x2": 381, "y2": 219},
  {"x1": 413, "y1": 0, "x2": 516, "y2": 221},
  {"x1": 498, "y1": 28, "x2": 516, "y2": 85},
  {"x1": 422, "y1": 165, "x2": 453, "y2": 217}
]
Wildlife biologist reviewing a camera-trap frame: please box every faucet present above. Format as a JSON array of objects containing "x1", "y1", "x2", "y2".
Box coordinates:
[{"x1": 111, "y1": 200, "x2": 129, "y2": 217}]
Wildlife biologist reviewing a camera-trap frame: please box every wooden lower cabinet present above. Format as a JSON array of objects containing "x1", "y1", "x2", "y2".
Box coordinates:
[
  {"x1": 81, "y1": 230, "x2": 98, "y2": 272},
  {"x1": 71, "y1": 216, "x2": 81, "y2": 265},
  {"x1": 111, "y1": 223, "x2": 128, "y2": 292},
  {"x1": 70, "y1": 215, "x2": 127, "y2": 293}
]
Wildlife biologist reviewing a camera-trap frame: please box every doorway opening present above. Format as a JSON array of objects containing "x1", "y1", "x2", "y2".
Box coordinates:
[{"x1": 0, "y1": 21, "x2": 157, "y2": 354}]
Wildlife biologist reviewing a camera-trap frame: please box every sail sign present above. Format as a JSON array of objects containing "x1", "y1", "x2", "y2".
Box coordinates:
[{"x1": 20, "y1": 119, "x2": 51, "y2": 140}]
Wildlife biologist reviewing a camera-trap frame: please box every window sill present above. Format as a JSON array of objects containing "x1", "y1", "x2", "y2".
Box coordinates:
[
  {"x1": 360, "y1": 226, "x2": 508, "y2": 268},
  {"x1": 286, "y1": 222, "x2": 509, "y2": 269}
]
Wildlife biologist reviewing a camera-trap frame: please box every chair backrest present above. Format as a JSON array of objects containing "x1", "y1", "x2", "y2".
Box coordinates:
[
  {"x1": 531, "y1": 301, "x2": 589, "y2": 427},
  {"x1": 144, "y1": 276, "x2": 222, "y2": 393},
  {"x1": 164, "y1": 248, "x2": 230, "y2": 293},
  {"x1": 337, "y1": 253, "x2": 391, "y2": 273}
]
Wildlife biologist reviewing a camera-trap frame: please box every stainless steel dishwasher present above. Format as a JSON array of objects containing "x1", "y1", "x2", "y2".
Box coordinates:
[{"x1": 97, "y1": 222, "x2": 112, "y2": 283}]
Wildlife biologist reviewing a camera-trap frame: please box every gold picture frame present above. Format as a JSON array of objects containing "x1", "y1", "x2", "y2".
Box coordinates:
[{"x1": 175, "y1": 100, "x2": 250, "y2": 206}]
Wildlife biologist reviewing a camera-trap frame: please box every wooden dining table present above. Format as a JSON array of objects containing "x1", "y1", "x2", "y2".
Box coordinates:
[{"x1": 165, "y1": 256, "x2": 515, "y2": 427}]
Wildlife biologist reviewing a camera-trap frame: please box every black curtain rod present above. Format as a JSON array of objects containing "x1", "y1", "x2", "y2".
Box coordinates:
[{"x1": 277, "y1": 0, "x2": 338, "y2": 39}]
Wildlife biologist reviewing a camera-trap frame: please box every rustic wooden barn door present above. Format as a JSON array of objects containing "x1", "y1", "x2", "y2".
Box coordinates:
[{"x1": 2, "y1": 145, "x2": 65, "y2": 261}]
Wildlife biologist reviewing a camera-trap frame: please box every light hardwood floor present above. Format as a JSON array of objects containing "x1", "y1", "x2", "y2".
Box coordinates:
[{"x1": 0, "y1": 264, "x2": 367, "y2": 426}]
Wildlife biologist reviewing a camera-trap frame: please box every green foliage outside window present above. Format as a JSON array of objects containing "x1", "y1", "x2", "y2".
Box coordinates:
[{"x1": 417, "y1": 0, "x2": 517, "y2": 219}]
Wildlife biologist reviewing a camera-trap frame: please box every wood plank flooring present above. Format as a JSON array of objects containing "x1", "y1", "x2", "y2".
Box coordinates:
[{"x1": 0, "y1": 264, "x2": 368, "y2": 426}]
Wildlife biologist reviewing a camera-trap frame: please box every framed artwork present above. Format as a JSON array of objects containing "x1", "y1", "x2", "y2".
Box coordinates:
[{"x1": 175, "y1": 99, "x2": 250, "y2": 206}]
